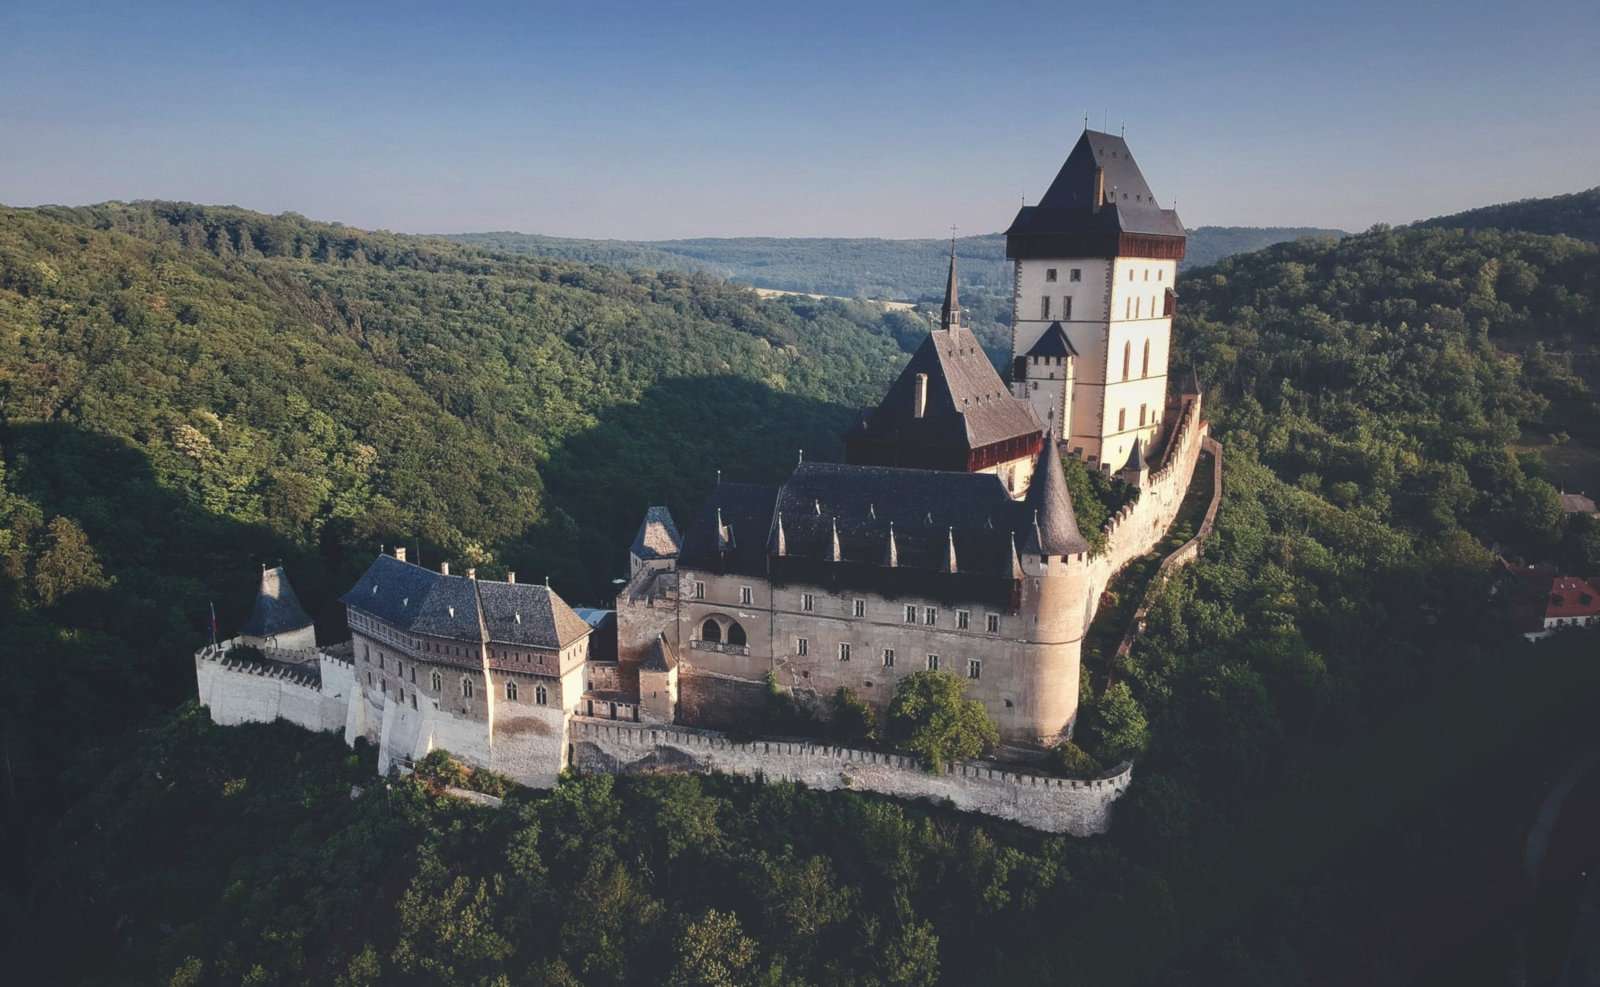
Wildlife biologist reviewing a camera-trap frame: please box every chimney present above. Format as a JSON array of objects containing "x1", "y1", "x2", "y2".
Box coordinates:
[
  {"x1": 1093, "y1": 166, "x2": 1105, "y2": 213},
  {"x1": 506, "y1": 570, "x2": 516, "y2": 584},
  {"x1": 467, "y1": 567, "x2": 477, "y2": 580},
  {"x1": 440, "y1": 561, "x2": 450, "y2": 576},
  {"x1": 914, "y1": 373, "x2": 929, "y2": 418},
  {"x1": 394, "y1": 546, "x2": 407, "y2": 562}
]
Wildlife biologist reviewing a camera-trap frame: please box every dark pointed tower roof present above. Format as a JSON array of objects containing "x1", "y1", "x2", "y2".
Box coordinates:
[
  {"x1": 940, "y1": 238, "x2": 961, "y2": 329},
  {"x1": 1005, "y1": 130, "x2": 1185, "y2": 259},
  {"x1": 1124, "y1": 436, "x2": 1145, "y2": 472},
  {"x1": 240, "y1": 565, "x2": 314, "y2": 640},
  {"x1": 1023, "y1": 434, "x2": 1089, "y2": 556}
]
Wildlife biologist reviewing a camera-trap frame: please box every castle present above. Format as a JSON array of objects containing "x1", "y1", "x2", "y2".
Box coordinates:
[{"x1": 195, "y1": 131, "x2": 1209, "y2": 834}]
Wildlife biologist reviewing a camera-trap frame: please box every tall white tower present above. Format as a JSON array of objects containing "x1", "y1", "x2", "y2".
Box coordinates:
[{"x1": 1005, "y1": 130, "x2": 1185, "y2": 471}]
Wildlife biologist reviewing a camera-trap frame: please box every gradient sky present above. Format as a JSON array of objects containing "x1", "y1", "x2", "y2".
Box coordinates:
[{"x1": 3, "y1": 0, "x2": 1597, "y2": 239}]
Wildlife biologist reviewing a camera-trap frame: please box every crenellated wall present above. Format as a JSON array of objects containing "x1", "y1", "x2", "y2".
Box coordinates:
[
  {"x1": 569, "y1": 717, "x2": 1132, "y2": 835},
  {"x1": 194, "y1": 643, "x2": 346, "y2": 734}
]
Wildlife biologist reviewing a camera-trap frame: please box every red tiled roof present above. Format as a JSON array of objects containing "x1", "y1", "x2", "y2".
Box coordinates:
[{"x1": 1545, "y1": 576, "x2": 1600, "y2": 621}]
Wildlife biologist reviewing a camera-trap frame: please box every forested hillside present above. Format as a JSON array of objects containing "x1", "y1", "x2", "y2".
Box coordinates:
[
  {"x1": 1416, "y1": 186, "x2": 1600, "y2": 243},
  {"x1": 5, "y1": 203, "x2": 1600, "y2": 985}
]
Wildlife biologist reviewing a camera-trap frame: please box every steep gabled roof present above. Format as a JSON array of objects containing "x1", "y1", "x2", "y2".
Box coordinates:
[
  {"x1": 630, "y1": 506, "x2": 682, "y2": 561},
  {"x1": 240, "y1": 566, "x2": 314, "y2": 639},
  {"x1": 676, "y1": 481, "x2": 778, "y2": 577},
  {"x1": 640, "y1": 634, "x2": 678, "y2": 672},
  {"x1": 341, "y1": 555, "x2": 592, "y2": 650},
  {"x1": 1025, "y1": 322, "x2": 1078, "y2": 359},
  {"x1": 852, "y1": 326, "x2": 1041, "y2": 455},
  {"x1": 1005, "y1": 130, "x2": 1185, "y2": 254},
  {"x1": 940, "y1": 241, "x2": 961, "y2": 329},
  {"x1": 1023, "y1": 435, "x2": 1089, "y2": 556}
]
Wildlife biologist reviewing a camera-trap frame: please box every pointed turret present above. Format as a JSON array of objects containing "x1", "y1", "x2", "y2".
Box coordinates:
[
  {"x1": 828, "y1": 516, "x2": 843, "y2": 562},
  {"x1": 944, "y1": 526, "x2": 959, "y2": 573},
  {"x1": 1120, "y1": 436, "x2": 1149, "y2": 489},
  {"x1": 940, "y1": 238, "x2": 961, "y2": 329},
  {"x1": 773, "y1": 512, "x2": 787, "y2": 556},
  {"x1": 239, "y1": 564, "x2": 316, "y2": 651},
  {"x1": 885, "y1": 521, "x2": 899, "y2": 568},
  {"x1": 715, "y1": 507, "x2": 735, "y2": 553},
  {"x1": 1023, "y1": 432, "x2": 1089, "y2": 556},
  {"x1": 1009, "y1": 531, "x2": 1026, "y2": 579}
]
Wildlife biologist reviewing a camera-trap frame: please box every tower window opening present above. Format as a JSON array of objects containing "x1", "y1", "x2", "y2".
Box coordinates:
[
  {"x1": 1142, "y1": 339, "x2": 1151, "y2": 377},
  {"x1": 1063, "y1": 296, "x2": 1073, "y2": 319},
  {"x1": 700, "y1": 619, "x2": 722, "y2": 643},
  {"x1": 1045, "y1": 268, "x2": 1057, "y2": 282},
  {"x1": 1070, "y1": 268, "x2": 1081, "y2": 282},
  {"x1": 1040, "y1": 296, "x2": 1051, "y2": 319},
  {"x1": 431, "y1": 670, "x2": 442, "y2": 692},
  {"x1": 536, "y1": 684, "x2": 547, "y2": 705},
  {"x1": 506, "y1": 679, "x2": 518, "y2": 701},
  {"x1": 1118, "y1": 409, "x2": 1127, "y2": 431},
  {"x1": 1123, "y1": 341, "x2": 1132, "y2": 380}
]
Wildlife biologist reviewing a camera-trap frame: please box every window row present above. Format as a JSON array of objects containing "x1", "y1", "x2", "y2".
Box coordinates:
[
  {"x1": 793, "y1": 642, "x2": 981, "y2": 678},
  {"x1": 1126, "y1": 266, "x2": 1165, "y2": 282},
  {"x1": 1043, "y1": 267, "x2": 1083, "y2": 283},
  {"x1": 1114, "y1": 404, "x2": 1154, "y2": 432},
  {"x1": 1123, "y1": 295, "x2": 1166, "y2": 320},
  {"x1": 1039, "y1": 296, "x2": 1073, "y2": 320}
]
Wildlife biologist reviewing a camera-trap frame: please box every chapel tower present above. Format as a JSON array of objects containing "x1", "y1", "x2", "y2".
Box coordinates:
[{"x1": 1005, "y1": 130, "x2": 1185, "y2": 471}]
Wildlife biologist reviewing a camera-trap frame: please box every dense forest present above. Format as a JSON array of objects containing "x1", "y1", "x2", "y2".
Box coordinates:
[
  {"x1": 3, "y1": 198, "x2": 1599, "y2": 984},
  {"x1": 1417, "y1": 186, "x2": 1600, "y2": 244}
]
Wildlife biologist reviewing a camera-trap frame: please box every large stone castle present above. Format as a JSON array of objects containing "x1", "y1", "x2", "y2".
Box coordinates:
[{"x1": 195, "y1": 131, "x2": 1208, "y2": 833}]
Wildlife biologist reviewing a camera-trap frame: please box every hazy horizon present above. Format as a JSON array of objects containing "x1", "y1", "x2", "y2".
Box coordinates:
[{"x1": 4, "y1": 0, "x2": 1597, "y2": 240}]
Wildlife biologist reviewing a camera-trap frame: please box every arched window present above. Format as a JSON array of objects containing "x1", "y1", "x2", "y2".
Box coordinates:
[
  {"x1": 462, "y1": 676, "x2": 474, "y2": 699},
  {"x1": 700, "y1": 619, "x2": 722, "y2": 643},
  {"x1": 1122, "y1": 341, "x2": 1131, "y2": 380},
  {"x1": 505, "y1": 679, "x2": 518, "y2": 701},
  {"x1": 431, "y1": 669, "x2": 442, "y2": 692},
  {"x1": 727, "y1": 622, "x2": 747, "y2": 647},
  {"x1": 1142, "y1": 339, "x2": 1150, "y2": 377},
  {"x1": 536, "y1": 684, "x2": 548, "y2": 706}
]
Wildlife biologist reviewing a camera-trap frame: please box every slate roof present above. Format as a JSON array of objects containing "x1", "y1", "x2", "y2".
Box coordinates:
[
  {"x1": 1023, "y1": 435, "x2": 1090, "y2": 556},
  {"x1": 1025, "y1": 322, "x2": 1078, "y2": 359},
  {"x1": 640, "y1": 635, "x2": 678, "y2": 672},
  {"x1": 1122, "y1": 436, "x2": 1145, "y2": 473},
  {"x1": 630, "y1": 506, "x2": 682, "y2": 560},
  {"x1": 676, "y1": 481, "x2": 779, "y2": 577},
  {"x1": 1005, "y1": 130, "x2": 1185, "y2": 256},
  {"x1": 1560, "y1": 492, "x2": 1598, "y2": 514},
  {"x1": 341, "y1": 554, "x2": 592, "y2": 650},
  {"x1": 240, "y1": 566, "x2": 314, "y2": 639},
  {"x1": 940, "y1": 243, "x2": 961, "y2": 328},
  {"x1": 847, "y1": 326, "x2": 1041, "y2": 458}
]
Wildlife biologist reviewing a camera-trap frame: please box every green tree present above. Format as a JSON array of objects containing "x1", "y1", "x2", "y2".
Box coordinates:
[
  {"x1": 1078, "y1": 682, "x2": 1148, "y2": 764},
  {"x1": 33, "y1": 516, "x2": 108, "y2": 606},
  {"x1": 667, "y1": 909, "x2": 758, "y2": 987},
  {"x1": 886, "y1": 670, "x2": 998, "y2": 771},
  {"x1": 828, "y1": 686, "x2": 878, "y2": 745}
]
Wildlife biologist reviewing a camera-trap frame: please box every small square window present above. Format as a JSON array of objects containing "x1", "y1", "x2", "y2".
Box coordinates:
[
  {"x1": 852, "y1": 599, "x2": 865, "y2": 618},
  {"x1": 927, "y1": 654, "x2": 940, "y2": 672},
  {"x1": 882, "y1": 648, "x2": 896, "y2": 668},
  {"x1": 905, "y1": 605, "x2": 917, "y2": 623},
  {"x1": 740, "y1": 585, "x2": 753, "y2": 605},
  {"x1": 1070, "y1": 268, "x2": 1082, "y2": 282},
  {"x1": 801, "y1": 592, "x2": 814, "y2": 612},
  {"x1": 838, "y1": 642, "x2": 851, "y2": 662},
  {"x1": 968, "y1": 659, "x2": 981, "y2": 680},
  {"x1": 797, "y1": 637, "x2": 808, "y2": 656},
  {"x1": 1045, "y1": 268, "x2": 1058, "y2": 282},
  {"x1": 956, "y1": 610, "x2": 970, "y2": 630},
  {"x1": 986, "y1": 613, "x2": 1000, "y2": 633},
  {"x1": 924, "y1": 607, "x2": 937, "y2": 626}
]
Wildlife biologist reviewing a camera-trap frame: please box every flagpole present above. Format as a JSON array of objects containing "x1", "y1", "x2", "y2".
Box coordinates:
[{"x1": 209, "y1": 601, "x2": 218, "y2": 648}]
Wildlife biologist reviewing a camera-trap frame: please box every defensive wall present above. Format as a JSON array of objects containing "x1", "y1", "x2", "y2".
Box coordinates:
[
  {"x1": 194, "y1": 642, "x2": 351, "y2": 734},
  {"x1": 569, "y1": 717, "x2": 1132, "y2": 835}
]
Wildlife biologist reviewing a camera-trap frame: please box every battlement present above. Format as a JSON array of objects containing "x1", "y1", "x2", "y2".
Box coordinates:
[{"x1": 197, "y1": 642, "x2": 323, "y2": 688}]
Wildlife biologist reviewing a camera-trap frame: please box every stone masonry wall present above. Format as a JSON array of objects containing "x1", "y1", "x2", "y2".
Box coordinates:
[
  {"x1": 194, "y1": 644, "x2": 345, "y2": 734},
  {"x1": 569, "y1": 717, "x2": 1132, "y2": 835}
]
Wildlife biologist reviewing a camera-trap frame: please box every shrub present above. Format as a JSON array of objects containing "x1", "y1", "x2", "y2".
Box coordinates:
[
  {"x1": 886, "y1": 671, "x2": 998, "y2": 771},
  {"x1": 1043, "y1": 741, "x2": 1101, "y2": 778}
]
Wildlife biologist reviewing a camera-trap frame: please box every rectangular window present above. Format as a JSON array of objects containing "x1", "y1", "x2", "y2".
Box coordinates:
[
  {"x1": 1128, "y1": 269, "x2": 1135, "y2": 281},
  {"x1": 1143, "y1": 268, "x2": 1150, "y2": 281},
  {"x1": 1125, "y1": 298, "x2": 1131, "y2": 319},
  {"x1": 882, "y1": 648, "x2": 896, "y2": 668},
  {"x1": 905, "y1": 605, "x2": 917, "y2": 623},
  {"x1": 1070, "y1": 268, "x2": 1082, "y2": 282},
  {"x1": 1135, "y1": 297, "x2": 1141, "y2": 319},
  {"x1": 1158, "y1": 269, "x2": 1164, "y2": 281},
  {"x1": 801, "y1": 592, "x2": 814, "y2": 612},
  {"x1": 1040, "y1": 296, "x2": 1051, "y2": 319},
  {"x1": 956, "y1": 610, "x2": 970, "y2": 630},
  {"x1": 927, "y1": 654, "x2": 940, "y2": 671},
  {"x1": 924, "y1": 607, "x2": 937, "y2": 626},
  {"x1": 1139, "y1": 403, "x2": 1147, "y2": 426},
  {"x1": 1045, "y1": 267, "x2": 1057, "y2": 282},
  {"x1": 986, "y1": 613, "x2": 1000, "y2": 633},
  {"x1": 968, "y1": 659, "x2": 981, "y2": 680},
  {"x1": 838, "y1": 642, "x2": 851, "y2": 662},
  {"x1": 740, "y1": 585, "x2": 753, "y2": 605},
  {"x1": 797, "y1": 637, "x2": 808, "y2": 656},
  {"x1": 1063, "y1": 296, "x2": 1072, "y2": 320},
  {"x1": 693, "y1": 581, "x2": 705, "y2": 600},
  {"x1": 852, "y1": 598, "x2": 865, "y2": 618},
  {"x1": 1118, "y1": 409, "x2": 1127, "y2": 431}
]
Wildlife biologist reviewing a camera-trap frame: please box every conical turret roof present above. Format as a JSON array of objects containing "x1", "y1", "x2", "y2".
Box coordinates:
[
  {"x1": 1023, "y1": 433, "x2": 1089, "y2": 556},
  {"x1": 940, "y1": 239, "x2": 960, "y2": 329},
  {"x1": 240, "y1": 565, "x2": 314, "y2": 640}
]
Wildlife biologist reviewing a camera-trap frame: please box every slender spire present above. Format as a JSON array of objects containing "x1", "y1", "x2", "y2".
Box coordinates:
[
  {"x1": 1010, "y1": 531, "x2": 1026, "y2": 579},
  {"x1": 944, "y1": 526, "x2": 958, "y2": 573},
  {"x1": 1024, "y1": 431, "x2": 1089, "y2": 556},
  {"x1": 773, "y1": 511, "x2": 787, "y2": 556},
  {"x1": 829, "y1": 516, "x2": 843, "y2": 562},
  {"x1": 1125, "y1": 436, "x2": 1145, "y2": 473},
  {"x1": 885, "y1": 521, "x2": 899, "y2": 567},
  {"x1": 716, "y1": 507, "x2": 735, "y2": 553},
  {"x1": 940, "y1": 236, "x2": 961, "y2": 330}
]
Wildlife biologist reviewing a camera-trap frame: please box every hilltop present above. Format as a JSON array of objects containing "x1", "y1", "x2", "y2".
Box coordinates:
[{"x1": 1415, "y1": 186, "x2": 1600, "y2": 243}]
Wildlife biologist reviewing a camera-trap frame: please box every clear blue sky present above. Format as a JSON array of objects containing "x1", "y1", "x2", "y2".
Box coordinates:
[{"x1": 3, "y1": 0, "x2": 1597, "y2": 239}]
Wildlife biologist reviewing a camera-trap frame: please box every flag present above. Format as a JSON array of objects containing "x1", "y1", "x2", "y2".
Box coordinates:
[{"x1": 209, "y1": 601, "x2": 218, "y2": 647}]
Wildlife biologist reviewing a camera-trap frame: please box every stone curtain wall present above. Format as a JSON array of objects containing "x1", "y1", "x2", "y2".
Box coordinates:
[
  {"x1": 194, "y1": 644, "x2": 346, "y2": 734},
  {"x1": 570, "y1": 717, "x2": 1132, "y2": 835}
]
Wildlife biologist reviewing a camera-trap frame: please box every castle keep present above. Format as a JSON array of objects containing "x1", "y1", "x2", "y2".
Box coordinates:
[{"x1": 195, "y1": 131, "x2": 1208, "y2": 834}]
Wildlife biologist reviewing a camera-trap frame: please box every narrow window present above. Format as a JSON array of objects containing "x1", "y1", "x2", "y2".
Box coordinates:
[
  {"x1": 1158, "y1": 269, "x2": 1163, "y2": 281},
  {"x1": 1045, "y1": 268, "x2": 1057, "y2": 282},
  {"x1": 409, "y1": 666, "x2": 416, "y2": 683},
  {"x1": 838, "y1": 642, "x2": 851, "y2": 662},
  {"x1": 1143, "y1": 268, "x2": 1149, "y2": 281},
  {"x1": 1123, "y1": 341, "x2": 1131, "y2": 380},
  {"x1": 986, "y1": 613, "x2": 1000, "y2": 633},
  {"x1": 801, "y1": 592, "x2": 814, "y2": 612},
  {"x1": 362, "y1": 643, "x2": 369, "y2": 661},
  {"x1": 927, "y1": 654, "x2": 940, "y2": 671},
  {"x1": 739, "y1": 585, "x2": 753, "y2": 606},
  {"x1": 1070, "y1": 268, "x2": 1082, "y2": 282},
  {"x1": 1139, "y1": 403, "x2": 1147, "y2": 426},
  {"x1": 1125, "y1": 298, "x2": 1131, "y2": 319},
  {"x1": 882, "y1": 648, "x2": 896, "y2": 668},
  {"x1": 797, "y1": 637, "x2": 809, "y2": 656},
  {"x1": 431, "y1": 669, "x2": 442, "y2": 692},
  {"x1": 505, "y1": 679, "x2": 518, "y2": 701},
  {"x1": 968, "y1": 659, "x2": 981, "y2": 680},
  {"x1": 1135, "y1": 297, "x2": 1141, "y2": 319},
  {"x1": 462, "y1": 677, "x2": 474, "y2": 698},
  {"x1": 610, "y1": 702, "x2": 618, "y2": 719},
  {"x1": 1040, "y1": 296, "x2": 1051, "y2": 319},
  {"x1": 924, "y1": 607, "x2": 937, "y2": 626},
  {"x1": 1142, "y1": 339, "x2": 1150, "y2": 377},
  {"x1": 853, "y1": 599, "x2": 866, "y2": 618},
  {"x1": 905, "y1": 605, "x2": 917, "y2": 624},
  {"x1": 1118, "y1": 408, "x2": 1127, "y2": 431},
  {"x1": 693, "y1": 580, "x2": 705, "y2": 600},
  {"x1": 1063, "y1": 296, "x2": 1072, "y2": 320},
  {"x1": 1128, "y1": 268, "x2": 1135, "y2": 281},
  {"x1": 957, "y1": 610, "x2": 970, "y2": 630},
  {"x1": 410, "y1": 692, "x2": 417, "y2": 709},
  {"x1": 536, "y1": 684, "x2": 547, "y2": 705}
]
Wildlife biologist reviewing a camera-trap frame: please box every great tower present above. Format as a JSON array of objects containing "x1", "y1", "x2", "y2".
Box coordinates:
[{"x1": 1005, "y1": 130, "x2": 1186, "y2": 472}]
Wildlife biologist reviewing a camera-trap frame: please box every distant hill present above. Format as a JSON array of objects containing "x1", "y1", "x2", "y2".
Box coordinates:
[
  {"x1": 1414, "y1": 187, "x2": 1600, "y2": 243},
  {"x1": 446, "y1": 225, "x2": 1346, "y2": 303}
]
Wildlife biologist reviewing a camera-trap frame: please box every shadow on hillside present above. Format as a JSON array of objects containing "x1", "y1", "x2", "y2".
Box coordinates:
[{"x1": 504, "y1": 374, "x2": 859, "y2": 605}]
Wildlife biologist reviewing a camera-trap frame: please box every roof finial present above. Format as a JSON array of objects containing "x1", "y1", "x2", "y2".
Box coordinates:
[
  {"x1": 797, "y1": 448, "x2": 804, "y2": 465},
  {"x1": 885, "y1": 521, "x2": 899, "y2": 568},
  {"x1": 1083, "y1": 110, "x2": 1089, "y2": 131},
  {"x1": 716, "y1": 468, "x2": 722, "y2": 486},
  {"x1": 940, "y1": 233, "x2": 961, "y2": 330},
  {"x1": 944, "y1": 526, "x2": 958, "y2": 574},
  {"x1": 1121, "y1": 121, "x2": 1125, "y2": 138},
  {"x1": 774, "y1": 512, "x2": 787, "y2": 556},
  {"x1": 829, "y1": 516, "x2": 843, "y2": 563}
]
